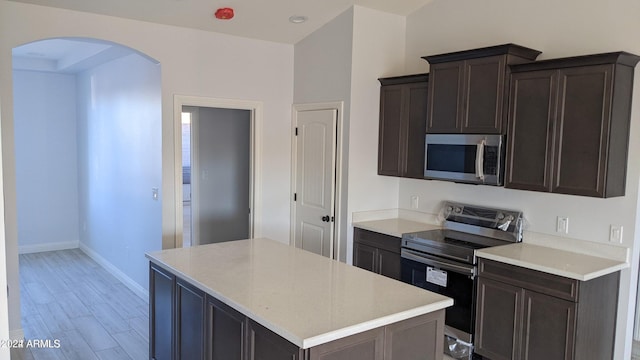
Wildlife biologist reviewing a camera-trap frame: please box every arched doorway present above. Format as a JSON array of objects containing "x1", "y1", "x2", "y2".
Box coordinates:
[{"x1": 12, "y1": 37, "x2": 161, "y2": 359}]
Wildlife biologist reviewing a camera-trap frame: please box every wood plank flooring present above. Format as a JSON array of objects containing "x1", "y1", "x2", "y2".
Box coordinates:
[
  {"x1": 633, "y1": 340, "x2": 640, "y2": 360},
  {"x1": 11, "y1": 249, "x2": 148, "y2": 360}
]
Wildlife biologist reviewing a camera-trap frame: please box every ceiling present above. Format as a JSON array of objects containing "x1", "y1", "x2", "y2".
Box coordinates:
[{"x1": 8, "y1": 0, "x2": 432, "y2": 44}]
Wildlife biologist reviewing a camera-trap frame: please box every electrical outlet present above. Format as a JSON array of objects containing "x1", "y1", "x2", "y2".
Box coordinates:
[
  {"x1": 609, "y1": 225, "x2": 623, "y2": 243},
  {"x1": 152, "y1": 187, "x2": 159, "y2": 200},
  {"x1": 411, "y1": 195, "x2": 419, "y2": 209},
  {"x1": 556, "y1": 216, "x2": 569, "y2": 234}
]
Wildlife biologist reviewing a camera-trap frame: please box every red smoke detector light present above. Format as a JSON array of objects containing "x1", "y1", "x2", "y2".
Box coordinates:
[{"x1": 215, "y1": 7, "x2": 234, "y2": 20}]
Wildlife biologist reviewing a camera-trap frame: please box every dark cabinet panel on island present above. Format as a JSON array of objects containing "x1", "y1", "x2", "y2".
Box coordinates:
[
  {"x1": 150, "y1": 264, "x2": 175, "y2": 360},
  {"x1": 506, "y1": 52, "x2": 640, "y2": 197},
  {"x1": 423, "y1": 44, "x2": 541, "y2": 134},
  {"x1": 475, "y1": 259, "x2": 619, "y2": 360},
  {"x1": 353, "y1": 228, "x2": 401, "y2": 280},
  {"x1": 176, "y1": 279, "x2": 206, "y2": 360},
  {"x1": 206, "y1": 296, "x2": 245, "y2": 360},
  {"x1": 247, "y1": 319, "x2": 304, "y2": 360},
  {"x1": 378, "y1": 74, "x2": 428, "y2": 178}
]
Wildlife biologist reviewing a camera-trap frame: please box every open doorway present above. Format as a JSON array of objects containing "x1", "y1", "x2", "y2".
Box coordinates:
[
  {"x1": 181, "y1": 106, "x2": 251, "y2": 247},
  {"x1": 174, "y1": 96, "x2": 261, "y2": 248},
  {"x1": 12, "y1": 37, "x2": 161, "y2": 358}
]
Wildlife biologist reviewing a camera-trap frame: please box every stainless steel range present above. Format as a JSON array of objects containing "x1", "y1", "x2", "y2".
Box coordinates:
[{"x1": 400, "y1": 202, "x2": 523, "y2": 360}]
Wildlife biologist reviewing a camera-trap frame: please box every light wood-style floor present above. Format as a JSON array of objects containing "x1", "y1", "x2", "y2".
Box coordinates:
[
  {"x1": 633, "y1": 340, "x2": 640, "y2": 360},
  {"x1": 11, "y1": 249, "x2": 148, "y2": 360}
]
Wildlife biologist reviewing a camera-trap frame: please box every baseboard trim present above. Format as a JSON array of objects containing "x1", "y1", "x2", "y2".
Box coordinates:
[
  {"x1": 18, "y1": 241, "x2": 79, "y2": 254},
  {"x1": 10, "y1": 328, "x2": 24, "y2": 341},
  {"x1": 79, "y1": 244, "x2": 149, "y2": 303}
]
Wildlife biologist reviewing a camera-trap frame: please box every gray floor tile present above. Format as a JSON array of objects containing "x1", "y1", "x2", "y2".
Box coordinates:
[
  {"x1": 19, "y1": 250, "x2": 149, "y2": 360},
  {"x1": 112, "y1": 330, "x2": 147, "y2": 360},
  {"x1": 128, "y1": 316, "x2": 149, "y2": 342},
  {"x1": 57, "y1": 330, "x2": 99, "y2": 360},
  {"x1": 71, "y1": 316, "x2": 118, "y2": 352},
  {"x1": 94, "y1": 346, "x2": 132, "y2": 360},
  {"x1": 24, "y1": 282, "x2": 55, "y2": 305},
  {"x1": 89, "y1": 303, "x2": 130, "y2": 334},
  {"x1": 56, "y1": 292, "x2": 91, "y2": 319},
  {"x1": 38, "y1": 302, "x2": 74, "y2": 334}
]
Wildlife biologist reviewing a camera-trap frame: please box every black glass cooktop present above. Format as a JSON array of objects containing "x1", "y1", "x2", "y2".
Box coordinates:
[{"x1": 405, "y1": 229, "x2": 509, "y2": 249}]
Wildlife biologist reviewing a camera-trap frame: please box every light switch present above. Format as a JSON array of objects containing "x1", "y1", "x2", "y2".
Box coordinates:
[
  {"x1": 609, "y1": 225, "x2": 623, "y2": 243},
  {"x1": 556, "y1": 216, "x2": 569, "y2": 234},
  {"x1": 411, "y1": 195, "x2": 419, "y2": 209},
  {"x1": 152, "y1": 188, "x2": 159, "y2": 201}
]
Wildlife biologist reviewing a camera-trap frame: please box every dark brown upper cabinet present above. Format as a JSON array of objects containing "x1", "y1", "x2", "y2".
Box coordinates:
[
  {"x1": 378, "y1": 74, "x2": 428, "y2": 178},
  {"x1": 423, "y1": 44, "x2": 541, "y2": 134},
  {"x1": 505, "y1": 52, "x2": 640, "y2": 198}
]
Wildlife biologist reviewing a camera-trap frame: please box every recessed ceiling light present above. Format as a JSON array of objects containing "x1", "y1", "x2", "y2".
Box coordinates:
[{"x1": 289, "y1": 15, "x2": 308, "y2": 24}]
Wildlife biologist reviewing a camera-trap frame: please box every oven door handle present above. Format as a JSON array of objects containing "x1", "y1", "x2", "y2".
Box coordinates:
[{"x1": 401, "y1": 249, "x2": 475, "y2": 277}]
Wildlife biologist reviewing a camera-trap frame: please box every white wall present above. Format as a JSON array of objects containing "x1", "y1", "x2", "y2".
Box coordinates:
[
  {"x1": 293, "y1": 6, "x2": 407, "y2": 263},
  {"x1": 0, "y1": 0, "x2": 294, "y2": 334},
  {"x1": 13, "y1": 70, "x2": 80, "y2": 253},
  {"x1": 76, "y1": 53, "x2": 161, "y2": 292},
  {"x1": 345, "y1": 6, "x2": 406, "y2": 262},
  {"x1": 294, "y1": 8, "x2": 354, "y2": 261},
  {"x1": 403, "y1": 0, "x2": 640, "y2": 358}
]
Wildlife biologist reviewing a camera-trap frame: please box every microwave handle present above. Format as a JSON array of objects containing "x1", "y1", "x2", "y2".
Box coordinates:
[{"x1": 476, "y1": 139, "x2": 485, "y2": 180}]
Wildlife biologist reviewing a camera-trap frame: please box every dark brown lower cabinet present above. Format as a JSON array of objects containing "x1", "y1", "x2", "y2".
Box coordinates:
[
  {"x1": 353, "y1": 228, "x2": 401, "y2": 280},
  {"x1": 207, "y1": 296, "x2": 245, "y2": 360},
  {"x1": 150, "y1": 261, "x2": 446, "y2": 360},
  {"x1": 475, "y1": 259, "x2": 619, "y2": 360},
  {"x1": 150, "y1": 264, "x2": 175, "y2": 360},
  {"x1": 247, "y1": 319, "x2": 304, "y2": 360},
  {"x1": 177, "y1": 279, "x2": 206, "y2": 360}
]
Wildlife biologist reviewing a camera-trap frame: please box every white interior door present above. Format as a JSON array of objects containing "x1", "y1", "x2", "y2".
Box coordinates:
[{"x1": 293, "y1": 109, "x2": 337, "y2": 258}]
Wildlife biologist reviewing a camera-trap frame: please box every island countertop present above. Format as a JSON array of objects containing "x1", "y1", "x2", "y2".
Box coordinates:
[{"x1": 146, "y1": 238, "x2": 453, "y2": 349}]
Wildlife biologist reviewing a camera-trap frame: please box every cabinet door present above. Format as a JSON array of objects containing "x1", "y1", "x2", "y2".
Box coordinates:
[
  {"x1": 150, "y1": 264, "x2": 175, "y2": 360},
  {"x1": 353, "y1": 242, "x2": 377, "y2": 273},
  {"x1": 378, "y1": 248, "x2": 401, "y2": 280},
  {"x1": 463, "y1": 55, "x2": 505, "y2": 134},
  {"x1": 520, "y1": 290, "x2": 576, "y2": 360},
  {"x1": 475, "y1": 277, "x2": 521, "y2": 360},
  {"x1": 247, "y1": 319, "x2": 303, "y2": 360},
  {"x1": 206, "y1": 296, "x2": 245, "y2": 360},
  {"x1": 378, "y1": 84, "x2": 404, "y2": 176},
  {"x1": 384, "y1": 311, "x2": 444, "y2": 360},
  {"x1": 505, "y1": 70, "x2": 558, "y2": 192},
  {"x1": 427, "y1": 61, "x2": 464, "y2": 133},
  {"x1": 404, "y1": 82, "x2": 428, "y2": 178},
  {"x1": 177, "y1": 279, "x2": 206, "y2": 360},
  {"x1": 553, "y1": 65, "x2": 614, "y2": 197},
  {"x1": 308, "y1": 327, "x2": 384, "y2": 360}
]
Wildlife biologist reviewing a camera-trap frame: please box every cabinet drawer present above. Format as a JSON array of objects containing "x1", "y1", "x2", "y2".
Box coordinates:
[
  {"x1": 353, "y1": 228, "x2": 401, "y2": 254},
  {"x1": 478, "y1": 259, "x2": 579, "y2": 302}
]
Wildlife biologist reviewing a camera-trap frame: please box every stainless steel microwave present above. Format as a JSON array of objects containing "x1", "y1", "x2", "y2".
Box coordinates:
[{"x1": 424, "y1": 134, "x2": 504, "y2": 185}]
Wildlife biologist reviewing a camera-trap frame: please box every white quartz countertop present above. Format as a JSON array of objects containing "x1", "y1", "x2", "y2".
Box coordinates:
[
  {"x1": 476, "y1": 243, "x2": 629, "y2": 281},
  {"x1": 146, "y1": 238, "x2": 453, "y2": 349},
  {"x1": 352, "y1": 218, "x2": 440, "y2": 238}
]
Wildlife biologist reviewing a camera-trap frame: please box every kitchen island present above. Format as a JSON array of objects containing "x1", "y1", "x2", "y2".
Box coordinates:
[{"x1": 146, "y1": 238, "x2": 452, "y2": 360}]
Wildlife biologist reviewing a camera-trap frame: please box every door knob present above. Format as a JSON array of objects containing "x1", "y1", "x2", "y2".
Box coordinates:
[{"x1": 321, "y1": 215, "x2": 330, "y2": 222}]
